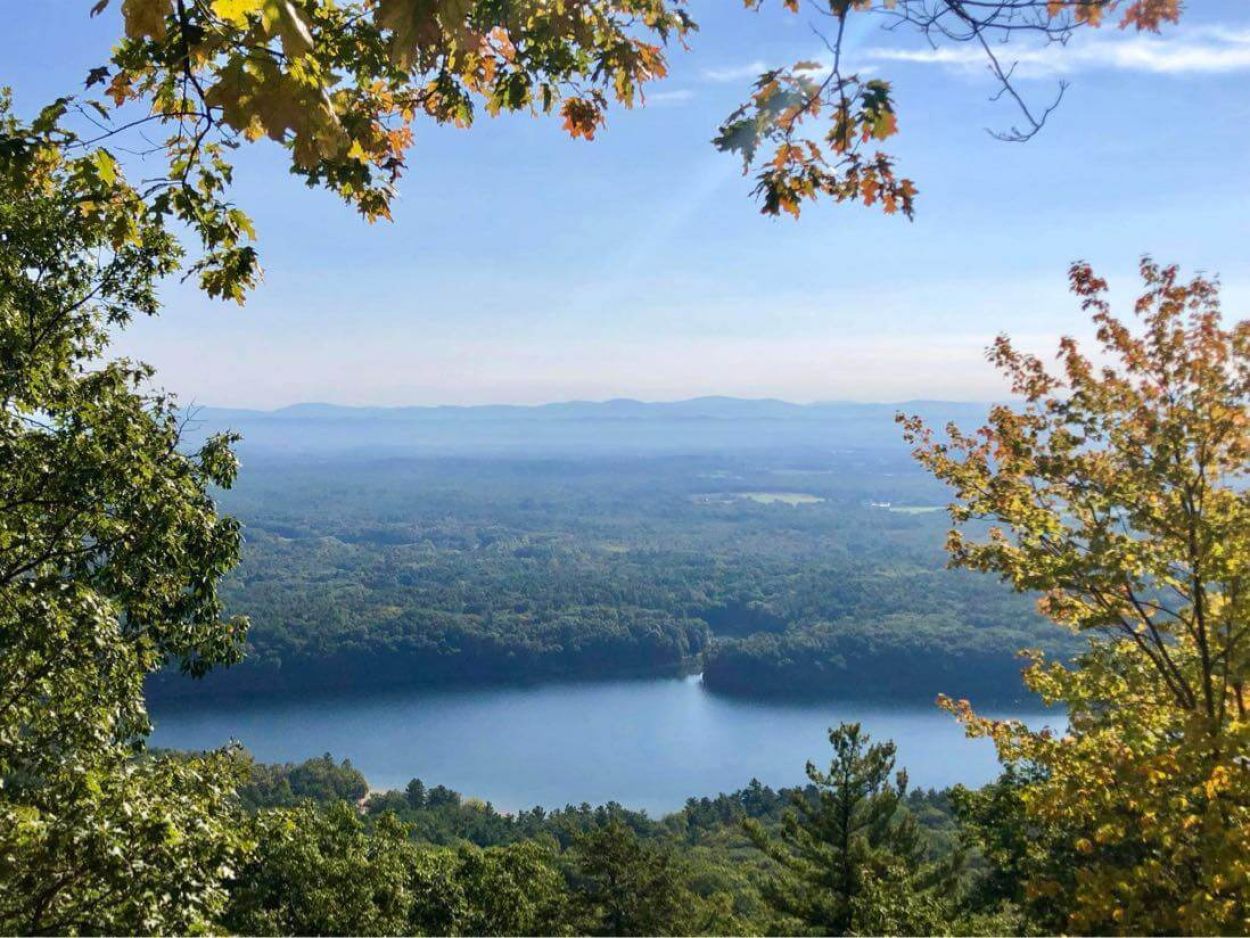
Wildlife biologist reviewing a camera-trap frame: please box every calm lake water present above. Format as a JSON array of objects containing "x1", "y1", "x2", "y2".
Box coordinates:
[{"x1": 151, "y1": 675, "x2": 1054, "y2": 815}]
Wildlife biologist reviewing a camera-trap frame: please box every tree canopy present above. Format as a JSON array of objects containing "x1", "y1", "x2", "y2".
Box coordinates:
[
  {"x1": 903, "y1": 259, "x2": 1250, "y2": 934},
  {"x1": 746, "y1": 722, "x2": 957, "y2": 935},
  {"x1": 0, "y1": 93, "x2": 250, "y2": 933},
  {"x1": 13, "y1": 0, "x2": 1180, "y2": 305}
]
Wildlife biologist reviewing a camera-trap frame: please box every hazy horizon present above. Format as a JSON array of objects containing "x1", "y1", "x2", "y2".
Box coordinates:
[{"x1": 197, "y1": 393, "x2": 1002, "y2": 413}]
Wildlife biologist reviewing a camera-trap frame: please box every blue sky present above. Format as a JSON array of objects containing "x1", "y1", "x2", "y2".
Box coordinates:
[{"x1": 7, "y1": 1, "x2": 1250, "y2": 406}]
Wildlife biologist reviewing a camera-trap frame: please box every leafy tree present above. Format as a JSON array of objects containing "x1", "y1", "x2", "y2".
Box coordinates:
[
  {"x1": 948, "y1": 767, "x2": 1065, "y2": 933},
  {"x1": 0, "y1": 750, "x2": 249, "y2": 935},
  {"x1": 228, "y1": 800, "x2": 574, "y2": 936},
  {"x1": 0, "y1": 96, "x2": 249, "y2": 934},
  {"x1": 746, "y1": 722, "x2": 956, "y2": 936},
  {"x1": 224, "y1": 802, "x2": 414, "y2": 936},
  {"x1": 902, "y1": 258, "x2": 1250, "y2": 934},
  {"x1": 710, "y1": 0, "x2": 1179, "y2": 218},
  {"x1": 285, "y1": 753, "x2": 369, "y2": 803},
  {"x1": 237, "y1": 752, "x2": 370, "y2": 810},
  {"x1": 569, "y1": 818, "x2": 697, "y2": 936},
  {"x1": 409, "y1": 840, "x2": 572, "y2": 936}
]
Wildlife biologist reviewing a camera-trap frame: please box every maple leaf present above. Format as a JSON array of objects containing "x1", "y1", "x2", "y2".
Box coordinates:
[
  {"x1": 121, "y1": 0, "x2": 172, "y2": 39},
  {"x1": 560, "y1": 98, "x2": 601, "y2": 140},
  {"x1": 211, "y1": 0, "x2": 264, "y2": 25}
]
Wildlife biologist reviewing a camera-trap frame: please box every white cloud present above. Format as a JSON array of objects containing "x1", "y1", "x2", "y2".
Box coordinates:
[
  {"x1": 644, "y1": 88, "x2": 696, "y2": 106},
  {"x1": 700, "y1": 60, "x2": 769, "y2": 82},
  {"x1": 864, "y1": 24, "x2": 1250, "y2": 78},
  {"x1": 698, "y1": 58, "x2": 873, "y2": 84}
]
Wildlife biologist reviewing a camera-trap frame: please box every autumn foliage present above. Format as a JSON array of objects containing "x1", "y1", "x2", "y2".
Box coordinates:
[
  {"x1": 62, "y1": 0, "x2": 1188, "y2": 292},
  {"x1": 902, "y1": 259, "x2": 1250, "y2": 934}
]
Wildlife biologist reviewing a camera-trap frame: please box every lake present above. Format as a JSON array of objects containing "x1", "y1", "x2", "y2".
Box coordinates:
[{"x1": 151, "y1": 675, "x2": 1055, "y2": 816}]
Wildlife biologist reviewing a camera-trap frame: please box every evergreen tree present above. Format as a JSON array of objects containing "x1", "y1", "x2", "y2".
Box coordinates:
[
  {"x1": 406, "y1": 778, "x2": 428, "y2": 809},
  {"x1": 747, "y1": 722, "x2": 957, "y2": 936}
]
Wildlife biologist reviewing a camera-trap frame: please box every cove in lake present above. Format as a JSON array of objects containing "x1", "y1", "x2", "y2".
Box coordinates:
[{"x1": 151, "y1": 675, "x2": 1056, "y2": 816}]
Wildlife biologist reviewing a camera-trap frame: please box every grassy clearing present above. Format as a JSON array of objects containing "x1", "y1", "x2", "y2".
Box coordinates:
[
  {"x1": 689, "y1": 491, "x2": 826, "y2": 506},
  {"x1": 735, "y1": 492, "x2": 826, "y2": 505}
]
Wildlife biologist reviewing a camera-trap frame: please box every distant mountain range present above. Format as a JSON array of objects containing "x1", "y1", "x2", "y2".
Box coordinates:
[{"x1": 185, "y1": 397, "x2": 996, "y2": 459}]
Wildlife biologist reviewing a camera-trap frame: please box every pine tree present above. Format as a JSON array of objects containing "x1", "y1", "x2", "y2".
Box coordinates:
[{"x1": 747, "y1": 722, "x2": 957, "y2": 936}]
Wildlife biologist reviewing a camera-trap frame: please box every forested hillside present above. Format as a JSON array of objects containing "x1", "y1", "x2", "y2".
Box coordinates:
[
  {"x1": 208, "y1": 744, "x2": 974, "y2": 937},
  {"x1": 150, "y1": 427, "x2": 1061, "y2": 702}
]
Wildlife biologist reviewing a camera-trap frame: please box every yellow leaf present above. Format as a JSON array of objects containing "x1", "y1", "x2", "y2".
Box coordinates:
[
  {"x1": 121, "y1": 0, "x2": 172, "y2": 39},
  {"x1": 262, "y1": 0, "x2": 315, "y2": 57},
  {"x1": 212, "y1": 0, "x2": 264, "y2": 25}
]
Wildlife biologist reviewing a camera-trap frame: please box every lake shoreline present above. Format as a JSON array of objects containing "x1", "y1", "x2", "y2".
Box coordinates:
[
  {"x1": 150, "y1": 672, "x2": 1055, "y2": 815},
  {"x1": 147, "y1": 659, "x2": 1042, "y2": 711}
]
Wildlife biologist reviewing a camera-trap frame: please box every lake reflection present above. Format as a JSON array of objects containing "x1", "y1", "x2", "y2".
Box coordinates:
[{"x1": 151, "y1": 675, "x2": 1056, "y2": 815}]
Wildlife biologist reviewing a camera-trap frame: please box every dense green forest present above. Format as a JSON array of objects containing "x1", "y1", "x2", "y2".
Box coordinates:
[
  {"x1": 210, "y1": 740, "x2": 987, "y2": 937},
  {"x1": 255, "y1": 751, "x2": 961, "y2": 860},
  {"x1": 149, "y1": 448, "x2": 1060, "y2": 702}
]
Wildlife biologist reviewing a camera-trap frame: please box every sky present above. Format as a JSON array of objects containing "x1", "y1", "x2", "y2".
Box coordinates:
[{"x1": 6, "y1": 1, "x2": 1250, "y2": 407}]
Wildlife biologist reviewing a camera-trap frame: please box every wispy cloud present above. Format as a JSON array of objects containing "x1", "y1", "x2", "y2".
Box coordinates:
[
  {"x1": 644, "y1": 88, "x2": 696, "y2": 106},
  {"x1": 864, "y1": 24, "x2": 1250, "y2": 78},
  {"x1": 700, "y1": 60, "x2": 769, "y2": 82},
  {"x1": 698, "y1": 58, "x2": 875, "y2": 84}
]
